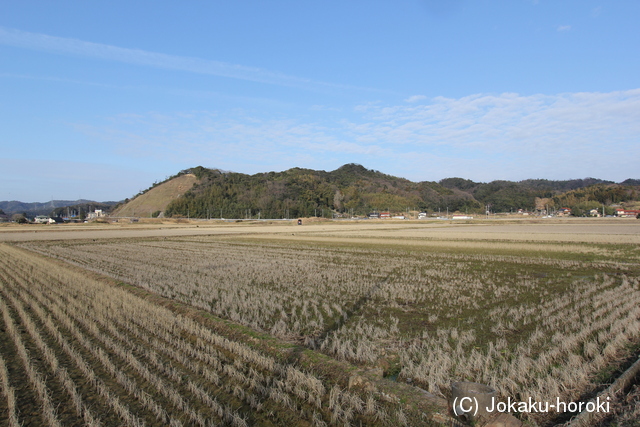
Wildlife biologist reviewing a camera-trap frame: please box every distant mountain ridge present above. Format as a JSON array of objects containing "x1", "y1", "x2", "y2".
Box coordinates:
[{"x1": 0, "y1": 199, "x2": 119, "y2": 216}]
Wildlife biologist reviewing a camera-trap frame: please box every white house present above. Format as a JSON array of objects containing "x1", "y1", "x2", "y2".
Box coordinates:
[
  {"x1": 452, "y1": 215, "x2": 473, "y2": 220},
  {"x1": 34, "y1": 215, "x2": 49, "y2": 224},
  {"x1": 86, "y1": 209, "x2": 106, "y2": 220}
]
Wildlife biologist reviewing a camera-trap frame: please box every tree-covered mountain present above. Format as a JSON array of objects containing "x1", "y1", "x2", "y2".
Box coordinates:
[
  {"x1": 437, "y1": 177, "x2": 636, "y2": 213},
  {"x1": 548, "y1": 184, "x2": 639, "y2": 216},
  {"x1": 160, "y1": 164, "x2": 484, "y2": 218},
  {"x1": 153, "y1": 165, "x2": 639, "y2": 218}
]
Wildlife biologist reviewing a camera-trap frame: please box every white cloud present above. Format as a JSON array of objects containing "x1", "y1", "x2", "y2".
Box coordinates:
[
  {"x1": 557, "y1": 25, "x2": 572, "y2": 32},
  {"x1": 76, "y1": 111, "x2": 387, "y2": 171},
  {"x1": 405, "y1": 95, "x2": 427, "y2": 103},
  {"x1": 74, "y1": 89, "x2": 640, "y2": 182},
  {"x1": 0, "y1": 26, "x2": 370, "y2": 93},
  {"x1": 346, "y1": 90, "x2": 640, "y2": 180}
]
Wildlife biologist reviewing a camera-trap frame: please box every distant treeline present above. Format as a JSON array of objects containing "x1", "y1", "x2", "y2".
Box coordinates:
[
  {"x1": 550, "y1": 185, "x2": 638, "y2": 216},
  {"x1": 0, "y1": 200, "x2": 118, "y2": 217},
  {"x1": 50, "y1": 202, "x2": 117, "y2": 219}
]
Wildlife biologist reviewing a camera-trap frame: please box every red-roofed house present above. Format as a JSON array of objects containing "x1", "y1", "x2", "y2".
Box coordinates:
[{"x1": 615, "y1": 209, "x2": 640, "y2": 218}]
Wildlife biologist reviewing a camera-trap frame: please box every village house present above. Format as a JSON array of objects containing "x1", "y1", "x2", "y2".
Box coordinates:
[
  {"x1": 34, "y1": 215, "x2": 50, "y2": 224},
  {"x1": 556, "y1": 207, "x2": 572, "y2": 217},
  {"x1": 615, "y1": 209, "x2": 640, "y2": 218},
  {"x1": 34, "y1": 215, "x2": 62, "y2": 224},
  {"x1": 452, "y1": 214, "x2": 473, "y2": 220},
  {"x1": 86, "y1": 209, "x2": 106, "y2": 220}
]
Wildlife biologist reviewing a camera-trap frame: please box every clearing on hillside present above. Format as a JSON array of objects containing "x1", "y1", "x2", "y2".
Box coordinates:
[{"x1": 111, "y1": 173, "x2": 198, "y2": 218}]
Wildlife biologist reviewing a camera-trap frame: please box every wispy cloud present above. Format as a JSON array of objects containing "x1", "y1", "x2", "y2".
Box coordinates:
[
  {"x1": 74, "y1": 89, "x2": 640, "y2": 182},
  {"x1": 557, "y1": 25, "x2": 572, "y2": 32},
  {"x1": 77, "y1": 111, "x2": 386, "y2": 164},
  {"x1": 0, "y1": 26, "x2": 369, "y2": 93},
  {"x1": 0, "y1": 71, "x2": 120, "y2": 88},
  {"x1": 405, "y1": 95, "x2": 427, "y2": 103},
  {"x1": 348, "y1": 90, "x2": 640, "y2": 180}
]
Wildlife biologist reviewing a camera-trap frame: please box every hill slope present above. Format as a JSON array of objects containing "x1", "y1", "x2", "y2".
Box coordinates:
[{"x1": 111, "y1": 173, "x2": 198, "y2": 217}]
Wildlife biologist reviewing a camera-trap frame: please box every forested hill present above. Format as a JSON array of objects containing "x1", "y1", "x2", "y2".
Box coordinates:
[
  {"x1": 163, "y1": 164, "x2": 471, "y2": 218},
  {"x1": 152, "y1": 164, "x2": 639, "y2": 219}
]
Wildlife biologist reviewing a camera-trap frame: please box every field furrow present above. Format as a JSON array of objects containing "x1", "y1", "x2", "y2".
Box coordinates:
[
  {"x1": 3, "y1": 220, "x2": 640, "y2": 426},
  {"x1": 0, "y1": 243, "x2": 401, "y2": 426}
]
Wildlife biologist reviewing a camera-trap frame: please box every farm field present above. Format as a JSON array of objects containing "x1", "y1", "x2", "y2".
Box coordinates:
[
  {"x1": 1, "y1": 218, "x2": 640, "y2": 426},
  {"x1": 0, "y1": 243, "x2": 408, "y2": 426}
]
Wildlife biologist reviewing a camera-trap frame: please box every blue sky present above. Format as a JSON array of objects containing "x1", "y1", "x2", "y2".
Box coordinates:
[{"x1": 1, "y1": 1, "x2": 639, "y2": 202}]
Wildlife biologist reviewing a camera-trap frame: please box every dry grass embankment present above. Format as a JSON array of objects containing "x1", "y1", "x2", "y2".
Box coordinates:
[{"x1": 111, "y1": 173, "x2": 198, "y2": 218}]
